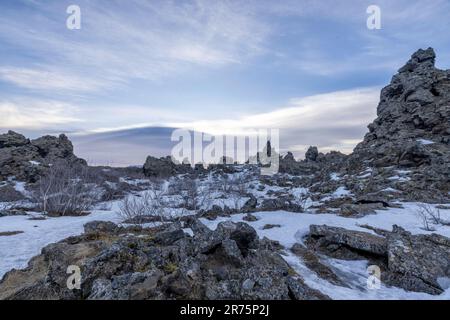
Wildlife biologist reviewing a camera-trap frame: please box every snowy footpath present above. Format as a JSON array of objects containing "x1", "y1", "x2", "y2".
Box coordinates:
[{"x1": 1, "y1": 202, "x2": 450, "y2": 299}]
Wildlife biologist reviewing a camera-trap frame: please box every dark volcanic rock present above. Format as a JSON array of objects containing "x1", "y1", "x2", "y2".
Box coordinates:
[
  {"x1": 307, "y1": 225, "x2": 388, "y2": 258},
  {"x1": 305, "y1": 146, "x2": 319, "y2": 162},
  {"x1": 304, "y1": 224, "x2": 450, "y2": 295},
  {"x1": 0, "y1": 220, "x2": 328, "y2": 300},
  {"x1": 385, "y1": 226, "x2": 450, "y2": 295},
  {"x1": 0, "y1": 131, "x2": 86, "y2": 182},
  {"x1": 348, "y1": 48, "x2": 450, "y2": 201},
  {"x1": 143, "y1": 156, "x2": 193, "y2": 178},
  {"x1": 279, "y1": 148, "x2": 347, "y2": 176},
  {"x1": 0, "y1": 131, "x2": 29, "y2": 148}
]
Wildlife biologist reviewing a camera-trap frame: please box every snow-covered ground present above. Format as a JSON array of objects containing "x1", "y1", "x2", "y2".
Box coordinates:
[
  {"x1": 0, "y1": 203, "x2": 122, "y2": 278},
  {"x1": 200, "y1": 203, "x2": 450, "y2": 300},
  {"x1": 1, "y1": 186, "x2": 450, "y2": 299}
]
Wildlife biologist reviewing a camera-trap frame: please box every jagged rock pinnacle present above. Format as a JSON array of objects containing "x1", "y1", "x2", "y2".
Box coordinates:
[{"x1": 398, "y1": 47, "x2": 436, "y2": 73}]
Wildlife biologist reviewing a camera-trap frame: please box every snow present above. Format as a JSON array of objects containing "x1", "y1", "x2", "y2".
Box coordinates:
[
  {"x1": 0, "y1": 205, "x2": 122, "y2": 278},
  {"x1": 290, "y1": 187, "x2": 309, "y2": 198},
  {"x1": 330, "y1": 173, "x2": 340, "y2": 181},
  {"x1": 437, "y1": 277, "x2": 450, "y2": 290},
  {"x1": 283, "y1": 253, "x2": 449, "y2": 300},
  {"x1": 417, "y1": 139, "x2": 435, "y2": 145},
  {"x1": 201, "y1": 202, "x2": 450, "y2": 299},
  {"x1": 1, "y1": 181, "x2": 450, "y2": 300},
  {"x1": 357, "y1": 168, "x2": 373, "y2": 179},
  {"x1": 388, "y1": 175, "x2": 411, "y2": 182},
  {"x1": 13, "y1": 181, "x2": 27, "y2": 193},
  {"x1": 183, "y1": 228, "x2": 194, "y2": 237},
  {"x1": 332, "y1": 186, "x2": 351, "y2": 197},
  {"x1": 201, "y1": 203, "x2": 450, "y2": 249},
  {"x1": 381, "y1": 187, "x2": 400, "y2": 193}
]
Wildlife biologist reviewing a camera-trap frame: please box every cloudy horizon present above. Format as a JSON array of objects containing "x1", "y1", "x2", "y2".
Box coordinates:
[{"x1": 1, "y1": 0, "x2": 450, "y2": 165}]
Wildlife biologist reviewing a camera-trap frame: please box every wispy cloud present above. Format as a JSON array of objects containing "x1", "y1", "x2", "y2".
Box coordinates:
[
  {"x1": 0, "y1": 0, "x2": 271, "y2": 93},
  {"x1": 78, "y1": 87, "x2": 380, "y2": 157},
  {"x1": 168, "y1": 87, "x2": 380, "y2": 135},
  {"x1": 0, "y1": 98, "x2": 80, "y2": 129},
  {"x1": 0, "y1": 67, "x2": 112, "y2": 92}
]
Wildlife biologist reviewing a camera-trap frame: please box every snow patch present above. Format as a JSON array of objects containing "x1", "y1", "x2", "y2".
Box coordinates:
[
  {"x1": 417, "y1": 139, "x2": 435, "y2": 145},
  {"x1": 332, "y1": 186, "x2": 351, "y2": 197}
]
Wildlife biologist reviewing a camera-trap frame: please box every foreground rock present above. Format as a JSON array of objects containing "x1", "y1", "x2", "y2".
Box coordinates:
[
  {"x1": 0, "y1": 131, "x2": 86, "y2": 182},
  {"x1": 304, "y1": 224, "x2": 450, "y2": 295},
  {"x1": 0, "y1": 219, "x2": 328, "y2": 300}
]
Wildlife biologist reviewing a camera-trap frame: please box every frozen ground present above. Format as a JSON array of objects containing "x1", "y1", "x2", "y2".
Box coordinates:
[
  {"x1": 1, "y1": 196, "x2": 450, "y2": 299},
  {"x1": 201, "y1": 203, "x2": 450, "y2": 300},
  {"x1": 0, "y1": 203, "x2": 122, "y2": 278}
]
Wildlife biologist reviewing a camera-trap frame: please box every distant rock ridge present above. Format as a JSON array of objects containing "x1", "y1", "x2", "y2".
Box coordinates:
[{"x1": 0, "y1": 130, "x2": 87, "y2": 182}]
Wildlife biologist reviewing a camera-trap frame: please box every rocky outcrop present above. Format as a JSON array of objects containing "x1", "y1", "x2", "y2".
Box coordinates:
[
  {"x1": 0, "y1": 219, "x2": 328, "y2": 300},
  {"x1": 304, "y1": 224, "x2": 450, "y2": 295},
  {"x1": 348, "y1": 48, "x2": 450, "y2": 201},
  {"x1": 305, "y1": 146, "x2": 319, "y2": 162},
  {"x1": 0, "y1": 131, "x2": 86, "y2": 182},
  {"x1": 143, "y1": 156, "x2": 197, "y2": 178},
  {"x1": 279, "y1": 148, "x2": 347, "y2": 176},
  {"x1": 299, "y1": 48, "x2": 450, "y2": 204}
]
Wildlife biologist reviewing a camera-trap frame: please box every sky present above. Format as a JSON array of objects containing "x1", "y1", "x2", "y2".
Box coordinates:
[{"x1": 0, "y1": 0, "x2": 449, "y2": 166}]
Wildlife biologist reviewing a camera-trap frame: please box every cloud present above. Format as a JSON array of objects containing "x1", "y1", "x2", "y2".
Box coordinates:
[
  {"x1": 168, "y1": 87, "x2": 379, "y2": 133},
  {"x1": 71, "y1": 87, "x2": 380, "y2": 163},
  {"x1": 1, "y1": 0, "x2": 448, "y2": 92},
  {"x1": 165, "y1": 87, "x2": 380, "y2": 156},
  {"x1": 0, "y1": 67, "x2": 112, "y2": 92},
  {"x1": 0, "y1": 0, "x2": 271, "y2": 93},
  {"x1": 0, "y1": 98, "x2": 80, "y2": 129}
]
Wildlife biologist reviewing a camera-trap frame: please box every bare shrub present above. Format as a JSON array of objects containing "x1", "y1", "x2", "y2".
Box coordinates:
[
  {"x1": 297, "y1": 190, "x2": 312, "y2": 212},
  {"x1": 218, "y1": 174, "x2": 248, "y2": 194},
  {"x1": 196, "y1": 182, "x2": 214, "y2": 211},
  {"x1": 228, "y1": 192, "x2": 244, "y2": 211},
  {"x1": 35, "y1": 164, "x2": 99, "y2": 216},
  {"x1": 231, "y1": 175, "x2": 248, "y2": 195},
  {"x1": 0, "y1": 202, "x2": 10, "y2": 214},
  {"x1": 181, "y1": 179, "x2": 198, "y2": 210},
  {"x1": 218, "y1": 175, "x2": 233, "y2": 193},
  {"x1": 416, "y1": 203, "x2": 443, "y2": 231},
  {"x1": 118, "y1": 192, "x2": 152, "y2": 222},
  {"x1": 180, "y1": 179, "x2": 213, "y2": 211},
  {"x1": 216, "y1": 174, "x2": 250, "y2": 210},
  {"x1": 167, "y1": 177, "x2": 213, "y2": 211},
  {"x1": 117, "y1": 181, "x2": 169, "y2": 224}
]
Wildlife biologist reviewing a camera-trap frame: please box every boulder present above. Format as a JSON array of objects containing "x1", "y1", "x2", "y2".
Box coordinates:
[
  {"x1": 307, "y1": 225, "x2": 388, "y2": 258},
  {"x1": 385, "y1": 226, "x2": 450, "y2": 295},
  {"x1": 84, "y1": 221, "x2": 120, "y2": 234},
  {"x1": 304, "y1": 223, "x2": 450, "y2": 295}
]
